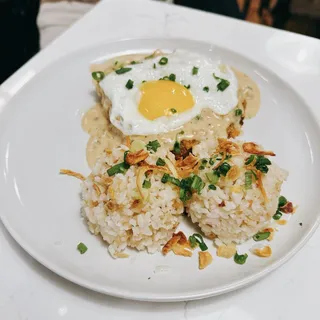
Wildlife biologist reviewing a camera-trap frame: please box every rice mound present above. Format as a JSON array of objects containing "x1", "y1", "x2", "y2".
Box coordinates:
[
  {"x1": 81, "y1": 145, "x2": 183, "y2": 258},
  {"x1": 188, "y1": 140, "x2": 288, "y2": 244}
]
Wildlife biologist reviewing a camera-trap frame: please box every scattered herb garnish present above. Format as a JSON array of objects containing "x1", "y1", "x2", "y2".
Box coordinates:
[
  {"x1": 234, "y1": 252, "x2": 248, "y2": 265},
  {"x1": 142, "y1": 180, "x2": 151, "y2": 189},
  {"x1": 169, "y1": 73, "x2": 176, "y2": 81},
  {"x1": 216, "y1": 162, "x2": 231, "y2": 176},
  {"x1": 171, "y1": 108, "x2": 177, "y2": 114},
  {"x1": 245, "y1": 171, "x2": 253, "y2": 190},
  {"x1": 203, "y1": 86, "x2": 209, "y2": 92},
  {"x1": 202, "y1": 159, "x2": 208, "y2": 165},
  {"x1": 278, "y1": 196, "x2": 287, "y2": 208},
  {"x1": 209, "y1": 158, "x2": 215, "y2": 165},
  {"x1": 179, "y1": 131, "x2": 185, "y2": 134},
  {"x1": 206, "y1": 171, "x2": 219, "y2": 184},
  {"x1": 156, "y1": 158, "x2": 166, "y2": 166},
  {"x1": 199, "y1": 165, "x2": 205, "y2": 170},
  {"x1": 273, "y1": 210, "x2": 282, "y2": 220},
  {"x1": 179, "y1": 175, "x2": 205, "y2": 202},
  {"x1": 114, "y1": 61, "x2": 118, "y2": 65},
  {"x1": 235, "y1": 109, "x2": 242, "y2": 116},
  {"x1": 213, "y1": 73, "x2": 230, "y2": 91},
  {"x1": 189, "y1": 235, "x2": 198, "y2": 248},
  {"x1": 92, "y1": 71, "x2": 105, "y2": 82},
  {"x1": 208, "y1": 184, "x2": 216, "y2": 190},
  {"x1": 142, "y1": 80, "x2": 146, "y2": 83},
  {"x1": 161, "y1": 173, "x2": 180, "y2": 186},
  {"x1": 115, "y1": 67, "x2": 132, "y2": 75},
  {"x1": 189, "y1": 233, "x2": 208, "y2": 251},
  {"x1": 253, "y1": 231, "x2": 270, "y2": 241},
  {"x1": 192, "y1": 66, "x2": 199, "y2": 75},
  {"x1": 190, "y1": 175, "x2": 205, "y2": 194},
  {"x1": 255, "y1": 156, "x2": 271, "y2": 174},
  {"x1": 273, "y1": 195, "x2": 288, "y2": 220},
  {"x1": 195, "y1": 115, "x2": 201, "y2": 120},
  {"x1": 184, "y1": 84, "x2": 191, "y2": 89},
  {"x1": 125, "y1": 79, "x2": 134, "y2": 89},
  {"x1": 130, "y1": 60, "x2": 137, "y2": 65},
  {"x1": 107, "y1": 162, "x2": 130, "y2": 176},
  {"x1": 225, "y1": 154, "x2": 232, "y2": 160},
  {"x1": 146, "y1": 140, "x2": 161, "y2": 153},
  {"x1": 173, "y1": 141, "x2": 181, "y2": 154},
  {"x1": 159, "y1": 57, "x2": 168, "y2": 65},
  {"x1": 153, "y1": 63, "x2": 156, "y2": 69},
  {"x1": 245, "y1": 155, "x2": 255, "y2": 165},
  {"x1": 77, "y1": 242, "x2": 88, "y2": 254}
]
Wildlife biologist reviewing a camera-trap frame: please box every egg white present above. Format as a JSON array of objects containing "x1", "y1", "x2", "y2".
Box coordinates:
[{"x1": 99, "y1": 50, "x2": 238, "y2": 135}]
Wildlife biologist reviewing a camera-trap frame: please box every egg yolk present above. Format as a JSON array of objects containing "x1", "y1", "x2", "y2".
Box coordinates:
[{"x1": 138, "y1": 80, "x2": 194, "y2": 120}]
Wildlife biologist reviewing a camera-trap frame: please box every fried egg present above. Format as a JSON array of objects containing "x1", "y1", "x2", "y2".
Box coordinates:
[{"x1": 99, "y1": 50, "x2": 238, "y2": 135}]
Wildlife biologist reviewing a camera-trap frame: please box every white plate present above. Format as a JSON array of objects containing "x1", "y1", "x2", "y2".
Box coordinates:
[{"x1": 1, "y1": 38, "x2": 320, "y2": 302}]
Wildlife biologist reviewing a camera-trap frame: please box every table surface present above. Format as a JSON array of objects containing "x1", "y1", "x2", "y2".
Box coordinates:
[{"x1": 1, "y1": 0, "x2": 320, "y2": 319}]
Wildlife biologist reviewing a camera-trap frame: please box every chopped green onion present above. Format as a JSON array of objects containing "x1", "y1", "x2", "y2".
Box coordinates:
[
  {"x1": 115, "y1": 67, "x2": 132, "y2": 75},
  {"x1": 208, "y1": 184, "x2": 216, "y2": 190},
  {"x1": 161, "y1": 173, "x2": 170, "y2": 183},
  {"x1": 217, "y1": 79, "x2": 230, "y2": 91},
  {"x1": 189, "y1": 235, "x2": 198, "y2": 248},
  {"x1": 142, "y1": 180, "x2": 151, "y2": 189},
  {"x1": 169, "y1": 73, "x2": 176, "y2": 82},
  {"x1": 92, "y1": 71, "x2": 105, "y2": 82},
  {"x1": 184, "y1": 84, "x2": 191, "y2": 89},
  {"x1": 209, "y1": 158, "x2": 215, "y2": 165},
  {"x1": 225, "y1": 154, "x2": 232, "y2": 160},
  {"x1": 191, "y1": 175, "x2": 205, "y2": 194},
  {"x1": 251, "y1": 169, "x2": 258, "y2": 180},
  {"x1": 245, "y1": 171, "x2": 253, "y2": 190},
  {"x1": 256, "y1": 156, "x2": 272, "y2": 166},
  {"x1": 173, "y1": 141, "x2": 181, "y2": 154},
  {"x1": 217, "y1": 162, "x2": 231, "y2": 176},
  {"x1": 171, "y1": 108, "x2": 177, "y2": 114},
  {"x1": 179, "y1": 131, "x2": 185, "y2": 134},
  {"x1": 195, "y1": 115, "x2": 201, "y2": 120},
  {"x1": 107, "y1": 162, "x2": 130, "y2": 176},
  {"x1": 161, "y1": 173, "x2": 180, "y2": 187},
  {"x1": 206, "y1": 171, "x2": 219, "y2": 184},
  {"x1": 125, "y1": 79, "x2": 134, "y2": 89},
  {"x1": 199, "y1": 165, "x2": 205, "y2": 170},
  {"x1": 253, "y1": 231, "x2": 270, "y2": 241},
  {"x1": 156, "y1": 158, "x2": 166, "y2": 166},
  {"x1": 179, "y1": 188, "x2": 191, "y2": 202},
  {"x1": 153, "y1": 63, "x2": 156, "y2": 69},
  {"x1": 235, "y1": 109, "x2": 242, "y2": 116},
  {"x1": 77, "y1": 242, "x2": 88, "y2": 254},
  {"x1": 146, "y1": 140, "x2": 161, "y2": 153},
  {"x1": 189, "y1": 233, "x2": 208, "y2": 251},
  {"x1": 114, "y1": 61, "x2": 118, "y2": 65},
  {"x1": 245, "y1": 155, "x2": 255, "y2": 165},
  {"x1": 273, "y1": 210, "x2": 282, "y2": 220},
  {"x1": 203, "y1": 86, "x2": 209, "y2": 92},
  {"x1": 130, "y1": 61, "x2": 137, "y2": 65},
  {"x1": 256, "y1": 164, "x2": 269, "y2": 174},
  {"x1": 202, "y1": 159, "x2": 208, "y2": 165},
  {"x1": 278, "y1": 196, "x2": 287, "y2": 208},
  {"x1": 234, "y1": 252, "x2": 248, "y2": 265},
  {"x1": 192, "y1": 66, "x2": 199, "y2": 75},
  {"x1": 142, "y1": 80, "x2": 146, "y2": 83},
  {"x1": 169, "y1": 177, "x2": 181, "y2": 187},
  {"x1": 212, "y1": 73, "x2": 230, "y2": 91},
  {"x1": 159, "y1": 57, "x2": 168, "y2": 65}
]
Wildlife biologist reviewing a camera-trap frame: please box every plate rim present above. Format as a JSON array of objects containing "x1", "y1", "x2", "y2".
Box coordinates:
[{"x1": 1, "y1": 37, "x2": 320, "y2": 302}]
